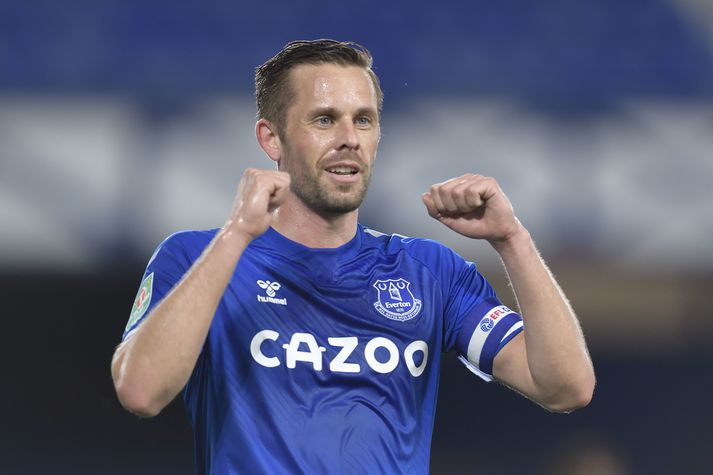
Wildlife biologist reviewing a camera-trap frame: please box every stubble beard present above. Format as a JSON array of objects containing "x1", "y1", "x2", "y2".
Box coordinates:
[{"x1": 282, "y1": 147, "x2": 372, "y2": 216}]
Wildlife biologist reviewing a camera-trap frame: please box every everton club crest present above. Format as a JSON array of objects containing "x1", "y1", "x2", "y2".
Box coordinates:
[{"x1": 372, "y1": 278, "x2": 422, "y2": 321}]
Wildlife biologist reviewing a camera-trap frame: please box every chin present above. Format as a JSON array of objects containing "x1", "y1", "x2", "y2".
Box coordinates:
[
  {"x1": 320, "y1": 200, "x2": 362, "y2": 214},
  {"x1": 294, "y1": 178, "x2": 369, "y2": 215},
  {"x1": 315, "y1": 192, "x2": 365, "y2": 215}
]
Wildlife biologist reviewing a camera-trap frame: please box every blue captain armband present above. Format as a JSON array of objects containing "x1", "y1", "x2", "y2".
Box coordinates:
[{"x1": 455, "y1": 297, "x2": 524, "y2": 382}]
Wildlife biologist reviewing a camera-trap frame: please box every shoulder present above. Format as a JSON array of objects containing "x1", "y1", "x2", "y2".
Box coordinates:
[
  {"x1": 360, "y1": 226, "x2": 466, "y2": 268},
  {"x1": 147, "y1": 228, "x2": 219, "y2": 267}
]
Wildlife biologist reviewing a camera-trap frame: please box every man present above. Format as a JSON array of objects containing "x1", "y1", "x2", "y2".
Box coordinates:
[{"x1": 111, "y1": 39, "x2": 594, "y2": 474}]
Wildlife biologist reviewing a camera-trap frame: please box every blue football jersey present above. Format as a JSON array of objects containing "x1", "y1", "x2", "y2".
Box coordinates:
[{"x1": 123, "y1": 225, "x2": 523, "y2": 475}]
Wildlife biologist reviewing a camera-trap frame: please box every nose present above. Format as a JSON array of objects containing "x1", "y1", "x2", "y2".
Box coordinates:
[{"x1": 337, "y1": 120, "x2": 360, "y2": 150}]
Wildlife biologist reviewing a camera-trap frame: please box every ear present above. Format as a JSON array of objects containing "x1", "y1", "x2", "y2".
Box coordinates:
[{"x1": 255, "y1": 119, "x2": 282, "y2": 164}]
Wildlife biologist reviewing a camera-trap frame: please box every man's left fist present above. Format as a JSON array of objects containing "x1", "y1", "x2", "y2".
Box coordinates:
[{"x1": 422, "y1": 173, "x2": 522, "y2": 243}]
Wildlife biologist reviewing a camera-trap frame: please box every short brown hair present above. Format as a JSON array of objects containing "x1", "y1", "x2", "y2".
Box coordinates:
[{"x1": 255, "y1": 39, "x2": 383, "y2": 132}]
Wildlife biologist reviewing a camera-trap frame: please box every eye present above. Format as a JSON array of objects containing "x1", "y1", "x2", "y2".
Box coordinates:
[
  {"x1": 316, "y1": 116, "x2": 333, "y2": 126},
  {"x1": 355, "y1": 116, "x2": 372, "y2": 126}
]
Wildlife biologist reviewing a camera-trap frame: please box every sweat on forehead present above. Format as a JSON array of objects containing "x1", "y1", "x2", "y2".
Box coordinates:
[{"x1": 289, "y1": 64, "x2": 378, "y2": 107}]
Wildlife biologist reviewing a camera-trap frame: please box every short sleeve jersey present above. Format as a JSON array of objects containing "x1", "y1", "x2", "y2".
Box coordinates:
[{"x1": 123, "y1": 225, "x2": 523, "y2": 475}]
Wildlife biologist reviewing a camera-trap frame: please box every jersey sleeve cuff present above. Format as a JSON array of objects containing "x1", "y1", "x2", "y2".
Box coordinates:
[{"x1": 455, "y1": 298, "x2": 524, "y2": 380}]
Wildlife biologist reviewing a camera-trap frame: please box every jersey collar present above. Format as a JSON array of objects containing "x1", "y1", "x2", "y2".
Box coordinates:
[{"x1": 258, "y1": 224, "x2": 364, "y2": 261}]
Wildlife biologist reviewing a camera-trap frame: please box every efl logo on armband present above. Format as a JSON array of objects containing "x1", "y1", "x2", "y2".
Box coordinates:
[{"x1": 479, "y1": 305, "x2": 513, "y2": 332}]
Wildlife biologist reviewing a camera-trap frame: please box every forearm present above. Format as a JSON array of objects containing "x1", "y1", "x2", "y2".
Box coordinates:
[
  {"x1": 493, "y1": 225, "x2": 595, "y2": 409},
  {"x1": 112, "y1": 228, "x2": 249, "y2": 417}
]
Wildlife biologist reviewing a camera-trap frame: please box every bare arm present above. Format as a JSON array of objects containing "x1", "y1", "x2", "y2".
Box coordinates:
[
  {"x1": 423, "y1": 174, "x2": 594, "y2": 412},
  {"x1": 111, "y1": 169, "x2": 290, "y2": 417},
  {"x1": 489, "y1": 227, "x2": 594, "y2": 412}
]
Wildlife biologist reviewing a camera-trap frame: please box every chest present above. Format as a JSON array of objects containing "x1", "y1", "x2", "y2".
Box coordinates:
[{"x1": 212, "y1": 250, "x2": 445, "y2": 378}]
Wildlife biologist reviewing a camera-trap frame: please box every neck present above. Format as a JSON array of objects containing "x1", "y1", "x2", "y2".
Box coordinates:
[{"x1": 270, "y1": 196, "x2": 359, "y2": 249}]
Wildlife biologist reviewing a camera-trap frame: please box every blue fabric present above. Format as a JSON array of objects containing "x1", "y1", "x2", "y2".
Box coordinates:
[
  {"x1": 478, "y1": 313, "x2": 523, "y2": 376},
  {"x1": 454, "y1": 297, "x2": 504, "y2": 357},
  {"x1": 123, "y1": 225, "x2": 520, "y2": 474}
]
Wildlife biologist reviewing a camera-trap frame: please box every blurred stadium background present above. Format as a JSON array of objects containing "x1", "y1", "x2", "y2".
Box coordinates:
[{"x1": 2, "y1": 1, "x2": 712, "y2": 474}]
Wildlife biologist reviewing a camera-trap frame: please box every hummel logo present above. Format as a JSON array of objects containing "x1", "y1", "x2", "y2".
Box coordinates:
[
  {"x1": 256, "y1": 280, "x2": 287, "y2": 306},
  {"x1": 257, "y1": 280, "x2": 281, "y2": 297}
]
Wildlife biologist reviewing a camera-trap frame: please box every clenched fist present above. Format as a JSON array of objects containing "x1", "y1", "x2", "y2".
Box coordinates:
[
  {"x1": 225, "y1": 168, "x2": 291, "y2": 242},
  {"x1": 422, "y1": 173, "x2": 522, "y2": 245}
]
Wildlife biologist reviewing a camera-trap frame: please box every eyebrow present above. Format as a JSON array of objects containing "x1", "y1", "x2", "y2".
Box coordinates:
[{"x1": 308, "y1": 106, "x2": 378, "y2": 118}]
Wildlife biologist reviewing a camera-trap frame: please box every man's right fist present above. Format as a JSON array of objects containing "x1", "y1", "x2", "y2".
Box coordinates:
[{"x1": 225, "y1": 168, "x2": 291, "y2": 242}]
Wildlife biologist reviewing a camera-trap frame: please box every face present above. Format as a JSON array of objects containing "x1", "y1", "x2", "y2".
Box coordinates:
[{"x1": 278, "y1": 63, "x2": 381, "y2": 215}]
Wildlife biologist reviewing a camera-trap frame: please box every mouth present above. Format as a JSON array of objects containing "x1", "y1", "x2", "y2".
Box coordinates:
[
  {"x1": 322, "y1": 162, "x2": 363, "y2": 185},
  {"x1": 325, "y1": 165, "x2": 359, "y2": 176}
]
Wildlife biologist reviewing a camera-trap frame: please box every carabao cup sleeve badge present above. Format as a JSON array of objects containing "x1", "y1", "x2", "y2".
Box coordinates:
[
  {"x1": 125, "y1": 272, "x2": 154, "y2": 332},
  {"x1": 372, "y1": 278, "x2": 423, "y2": 321}
]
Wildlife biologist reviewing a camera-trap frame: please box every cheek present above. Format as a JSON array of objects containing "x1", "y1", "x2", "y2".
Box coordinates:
[
  {"x1": 296, "y1": 130, "x2": 332, "y2": 154},
  {"x1": 365, "y1": 134, "x2": 380, "y2": 161},
  {"x1": 313, "y1": 132, "x2": 333, "y2": 150}
]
